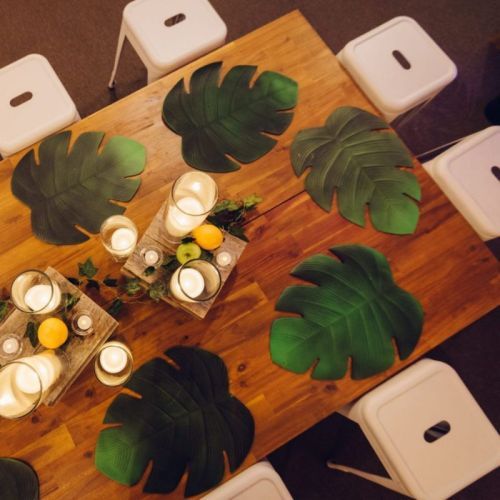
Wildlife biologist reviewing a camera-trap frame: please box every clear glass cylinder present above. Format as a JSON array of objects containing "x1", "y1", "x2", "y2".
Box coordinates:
[
  {"x1": 169, "y1": 259, "x2": 221, "y2": 303},
  {"x1": 0, "y1": 350, "x2": 66, "y2": 419},
  {"x1": 94, "y1": 341, "x2": 133, "y2": 387},
  {"x1": 164, "y1": 172, "x2": 218, "y2": 242},
  {"x1": 100, "y1": 215, "x2": 138, "y2": 261},
  {"x1": 11, "y1": 270, "x2": 62, "y2": 314}
]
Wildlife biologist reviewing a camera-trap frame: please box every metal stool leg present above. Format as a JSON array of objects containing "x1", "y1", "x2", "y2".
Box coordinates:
[
  {"x1": 108, "y1": 21, "x2": 126, "y2": 89},
  {"x1": 327, "y1": 461, "x2": 408, "y2": 495}
]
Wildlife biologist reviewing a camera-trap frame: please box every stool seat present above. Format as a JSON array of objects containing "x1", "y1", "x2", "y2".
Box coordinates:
[
  {"x1": 330, "y1": 359, "x2": 499, "y2": 499},
  {"x1": 0, "y1": 54, "x2": 79, "y2": 157},
  {"x1": 201, "y1": 461, "x2": 292, "y2": 500},
  {"x1": 337, "y1": 16, "x2": 457, "y2": 122},
  {"x1": 109, "y1": 0, "x2": 227, "y2": 86},
  {"x1": 424, "y1": 126, "x2": 500, "y2": 241}
]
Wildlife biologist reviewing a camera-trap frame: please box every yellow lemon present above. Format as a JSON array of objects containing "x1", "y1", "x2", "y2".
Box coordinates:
[
  {"x1": 192, "y1": 224, "x2": 224, "y2": 250},
  {"x1": 38, "y1": 318, "x2": 68, "y2": 349}
]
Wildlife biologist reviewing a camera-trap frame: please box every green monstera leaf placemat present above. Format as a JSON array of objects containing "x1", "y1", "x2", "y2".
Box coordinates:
[
  {"x1": 0, "y1": 458, "x2": 39, "y2": 500},
  {"x1": 291, "y1": 107, "x2": 421, "y2": 234},
  {"x1": 11, "y1": 131, "x2": 146, "y2": 245},
  {"x1": 162, "y1": 61, "x2": 298, "y2": 172},
  {"x1": 270, "y1": 245, "x2": 423, "y2": 380},
  {"x1": 95, "y1": 346, "x2": 255, "y2": 497}
]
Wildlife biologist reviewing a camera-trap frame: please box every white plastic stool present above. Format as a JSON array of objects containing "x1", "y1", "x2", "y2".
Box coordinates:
[
  {"x1": 328, "y1": 359, "x2": 500, "y2": 499},
  {"x1": 337, "y1": 16, "x2": 457, "y2": 122},
  {"x1": 201, "y1": 461, "x2": 293, "y2": 500},
  {"x1": 423, "y1": 126, "x2": 500, "y2": 241},
  {"x1": 108, "y1": 0, "x2": 227, "y2": 87},
  {"x1": 0, "y1": 54, "x2": 79, "y2": 158}
]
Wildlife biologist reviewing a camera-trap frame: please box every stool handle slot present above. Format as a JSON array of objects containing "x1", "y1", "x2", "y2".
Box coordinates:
[
  {"x1": 165, "y1": 13, "x2": 186, "y2": 27},
  {"x1": 392, "y1": 50, "x2": 411, "y2": 70},
  {"x1": 10, "y1": 91, "x2": 33, "y2": 107},
  {"x1": 424, "y1": 420, "x2": 451, "y2": 443},
  {"x1": 491, "y1": 166, "x2": 500, "y2": 181}
]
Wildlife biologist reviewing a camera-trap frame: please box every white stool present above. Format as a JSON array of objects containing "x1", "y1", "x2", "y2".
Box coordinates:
[
  {"x1": 108, "y1": 0, "x2": 227, "y2": 87},
  {"x1": 0, "y1": 54, "x2": 79, "y2": 158},
  {"x1": 201, "y1": 461, "x2": 293, "y2": 500},
  {"x1": 328, "y1": 359, "x2": 500, "y2": 499},
  {"x1": 337, "y1": 16, "x2": 457, "y2": 122},
  {"x1": 423, "y1": 126, "x2": 500, "y2": 241}
]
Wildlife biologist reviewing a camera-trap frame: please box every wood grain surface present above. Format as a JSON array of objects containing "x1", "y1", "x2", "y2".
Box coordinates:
[
  {"x1": 122, "y1": 202, "x2": 247, "y2": 319},
  {"x1": 0, "y1": 11, "x2": 498, "y2": 500}
]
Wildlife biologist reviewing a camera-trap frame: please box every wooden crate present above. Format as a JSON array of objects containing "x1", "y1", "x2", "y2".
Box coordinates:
[
  {"x1": 0, "y1": 267, "x2": 118, "y2": 405},
  {"x1": 122, "y1": 202, "x2": 247, "y2": 319}
]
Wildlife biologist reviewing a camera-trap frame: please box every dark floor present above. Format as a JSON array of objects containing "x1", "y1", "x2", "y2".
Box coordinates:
[{"x1": 1, "y1": 1, "x2": 498, "y2": 498}]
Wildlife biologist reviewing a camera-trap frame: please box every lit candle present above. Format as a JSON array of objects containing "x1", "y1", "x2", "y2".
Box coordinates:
[
  {"x1": 15, "y1": 351, "x2": 62, "y2": 394},
  {"x1": 170, "y1": 267, "x2": 205, "y2": 302},
  {"x1": 144, "y1": 249, "x2": 159, "y2": 266},
  {"x1": 110, "y1": 228, "x2": 137, "y2": 256},
  {"x1": 2, "y1": 337, "x2": 20, "y2": 355},
  {"x1": 99, "y1": 346, "x2": 128, "y2": 374},
  {"x1": 23, "y1": 283, "x2": 61, "y2": 314},
  {"x1": 165, "y1": 197, "x2": 206, "y2": 238},
  {"x1": 216, "y1": 251, "x2": 232, "y2": 267},
  {"x1": 0, "y1": 366, "x2": 38, "y2": 419},
  {"x1": 24, "y1": 284, "x2": 51, "y2": 310},
  {"x1": 95, "y1": 342, "x2": 133, "y2": 387},
  {"x1": 77, "y1": 314, "x2": 92, "y2": 331}
]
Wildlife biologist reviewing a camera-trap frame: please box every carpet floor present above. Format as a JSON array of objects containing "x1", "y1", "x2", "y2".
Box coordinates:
[{"x1": 0, "y1": 1, "x2": 498, "y2": 498}]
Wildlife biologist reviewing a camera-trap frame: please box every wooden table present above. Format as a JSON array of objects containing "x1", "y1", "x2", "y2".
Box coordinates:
[{"x1": 0, "y1": 10, "x2": 498, "y2": 499}]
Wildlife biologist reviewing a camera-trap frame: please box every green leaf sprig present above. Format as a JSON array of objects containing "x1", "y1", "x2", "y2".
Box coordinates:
[
  {"x1": 25, "y1": 321, "x2": 39, "y2": 348},
  {"x1": 207, "y1": 194, "x2": 262, "y2": 241}
]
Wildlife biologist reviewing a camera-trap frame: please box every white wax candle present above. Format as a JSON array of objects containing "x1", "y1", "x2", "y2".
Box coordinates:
[
  {"x1": 165, "y1": 197, "x2": 206, "y2": 238},
  {"x1": 0, "y1": 368, "x2": 37, "y2": 418},
  {"x1": 170, "y1": 268, "x2": 205, "y2": 302},
  {"x1": 2, "y1": 338, "x2": 20, "y2": 355},
  {"x1": 110, "y1": 228, "x2": 137, "y2": 256},
  {"x1": 77, "y1": 314, "x2": 92, "y2": 331},
  {"x1": 24, "y1": 284, "x2": 51, "y2": 311},
  {"x1": 23, "y1": 283, "x2": 61, "y2": 314},
  {"x1": 99, "y1": 346, "x2": 127, "y2": 374},
  {"x1": 144, "y1": 249, "x2": 159, "y2": 266},
  {"x1": 15, "y1": 351, "x2": 61, "y2": 394},
  {"x1": 216, "y1": 251, "x2": 232, "y2": 267}
]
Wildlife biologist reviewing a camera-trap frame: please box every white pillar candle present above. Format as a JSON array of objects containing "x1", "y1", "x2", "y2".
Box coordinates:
[
  {"x1": 15, "y1": 351, "x2": 62, "y2": 394},
  {"x1": 165, "y1": 197, "x2": 206, "y2": 238},
  {"x1": 77, "y1": 314, "x2": 92, "y2": 331},
  {"x1": 170, "y1": 267, "x2": 205, "y2": 302},
  {"x1": 144, "y1": 249, "x2": 160, "y2": 266},
  {"x1": 23, "y1": 283, "x2": 61, "y2": 314},
  {"x1": 216, "y1": 251, "x2": 232, "y2": 267},
  {"x1": 99, "y1": 346, "x2": 128, "y2": 374},
  {"x1": 110, "y1": 228, "x2": 137, "y2": 256},
  {"x1": 0, "y1": 368, "x2": 38, "y2": 418}
]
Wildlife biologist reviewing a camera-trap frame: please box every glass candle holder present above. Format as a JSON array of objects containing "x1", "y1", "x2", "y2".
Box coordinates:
[
  {"x1": 11, "y1": 270, "x2": 62, "y2": 314},
  {"x1": 164, "y1": 172, "x2": 218, "y2": 242},
  {"x1": 169, "y1": 259, "x2": 221, "y2": 303},
  {"x1": 0, "y1": 334, "x2": 23, "y2": 362},
  {"x1": 140, "y1": 245, "x2": 163, "y2": 268},
  {"x1": 71, "y1": 310, "x2": 94, "y2": 337},
  {"x1": 100, "y1": 215, "x2": 138, "y2": 261},
  {"x1": 0, "y1": 350, "x2": 66, "y2": 419},
  {"x1": 215, "y1": 250, "x2": 233, "y2": 268},
  {"x1": 94, "y1": 341, "x2": 133, "y2": 387}
]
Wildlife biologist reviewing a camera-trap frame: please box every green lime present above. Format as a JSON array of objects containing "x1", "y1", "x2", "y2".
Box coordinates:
[{"x1": 176, "y1": 242, "x2": 202, "y2": 264}]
